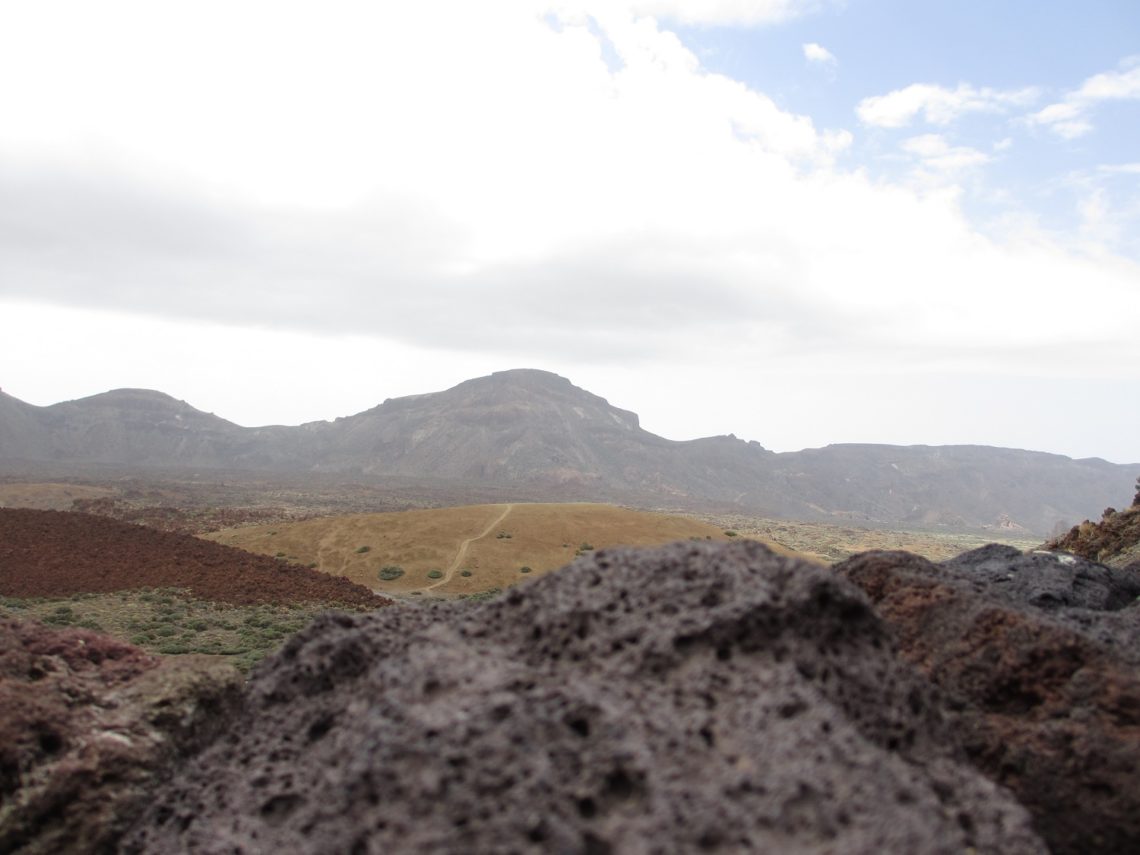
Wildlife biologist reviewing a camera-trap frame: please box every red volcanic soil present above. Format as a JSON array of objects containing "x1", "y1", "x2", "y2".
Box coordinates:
[{"x1": 0, "y1": 509, "x2": 388, "y2": 608}]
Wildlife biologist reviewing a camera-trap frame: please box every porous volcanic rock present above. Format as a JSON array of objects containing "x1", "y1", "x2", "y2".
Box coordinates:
[
  {"x1": 836, "y1": 545, "x2": 1140, "y2": 855},
  {"x1": 0, "y1": 617, "x2": 242, "y2": 854},
  {"x1": 123, "y1": 541, "x2": 1042, "y2": 854},
  {"x1": 0, "y1": 508, "x2": 387, "y2": 608}
]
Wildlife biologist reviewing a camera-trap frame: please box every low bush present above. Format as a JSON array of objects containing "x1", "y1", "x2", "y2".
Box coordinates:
[
  {"x1": 519, "y1": 566, "x2": 532, "y2": 574},
  {"x1": 355, "y1": 545, "x2": 371, "y2": 554},
  {"x1": 460, "y1": 570, "x2": 473, "y2": 577},
  {"x1": 427, "y1": 569, "x2": 444, "y2": 580},
  {"x1": 378, "y1": 566, "x2": 404, "y2": 581}
]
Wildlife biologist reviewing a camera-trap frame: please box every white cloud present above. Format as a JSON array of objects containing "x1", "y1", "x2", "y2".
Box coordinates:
[
  {"x1": 1031, "y1": 59, "x2": 1140, "y2": 138},
  {"x1": 0, "y1": 1, "x2": 1137, "y2": 460},
  {"x1": 623, "y1": 0, "x2": 823, "y2": 25},
  {"x1": 857, "y1": 82, "x2": 1039, "y2": 128},
  {"x1": 900, "y1": 134, "x2": 990, "y2": 173},
  {"x1": 802, "y1": 42, "x2": 836, "y2": 65}
]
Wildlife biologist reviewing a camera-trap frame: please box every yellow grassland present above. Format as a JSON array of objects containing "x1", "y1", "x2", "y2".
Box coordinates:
[
  {"x1": 206, "y1": 502, "x2": 804, "y2": 595},
  {"x1": 0, "y1": 482, "x2": 117, "y2": 510}
]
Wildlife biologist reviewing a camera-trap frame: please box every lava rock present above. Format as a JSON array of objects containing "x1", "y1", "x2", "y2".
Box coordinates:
[
  {"x1": 123, "y1": 541, "x2": 1042, "y2": 854},
  {"x1": 836, "y1": 546, "x2": 1140, "y2": 854},
  {"x1": 0, "y1": 618, "x2": 242, "y2": 854},
  {"x1": 0, "y1": 508, "x2": 388, "y2": 608}
]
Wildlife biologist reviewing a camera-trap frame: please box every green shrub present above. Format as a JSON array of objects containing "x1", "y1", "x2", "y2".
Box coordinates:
[
  {"x1": 579, "y1": 542, "x2": 594, "y2": 551},
  {"x1": 519, "y1": 566, "x2": 532, "y2": 574},
  {"x1": 460, "y1": 570, "x2": 473, "y2": 578},
  {"x1": 463, "y1": 587, "x2": 502, "y2": 602},
  {"x1": 427, "y1": 569, "x2": 444, "y2": 580},
  {"x1": 355, "y1": 545, "x2": 371, "y2": 554},
  {"x1": 275, "y1": 552, "x2": 286, "y2": 557},
  {"x1": 724, "y1": 531, "x2": 738, "y2": 537},
  {"x1": 378, "y1": 566, "x2": 404, "y2": 581},
  {"x1": 496, "y1": 531, "x2": 512, "y2": 539}
]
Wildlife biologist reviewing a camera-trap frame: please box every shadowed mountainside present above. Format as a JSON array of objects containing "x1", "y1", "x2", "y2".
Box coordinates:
[{"x1": 2, "y1": 370, "x2": 1136, "y2": 534}]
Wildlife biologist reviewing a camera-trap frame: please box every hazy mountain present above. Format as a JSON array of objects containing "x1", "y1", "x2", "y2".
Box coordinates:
[{"x1": 1, "y1": 370, "x2": 1136, "y2": 534}]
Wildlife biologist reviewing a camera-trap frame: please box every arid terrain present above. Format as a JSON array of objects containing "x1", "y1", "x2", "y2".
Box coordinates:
[
  {"x1": 205, "y1": 502, "x2": 801, "y2": 596},
  {"x1": 5, "y1": 370, "x2": 1136, "y2": 533},
  {"x1": 0, "y1": 507, "x2": 389, "y2": 672},
  {"x1": 1, "y1": 473, "x2": 1137, "y2": 853}
]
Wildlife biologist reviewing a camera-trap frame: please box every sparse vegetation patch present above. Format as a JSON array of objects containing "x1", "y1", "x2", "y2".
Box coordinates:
[
  {"x1": 0, "y1": 589, "x2": 342, "y2": 672},
  {"x1": 378, "y1": 566, "x2": 405, "y2": 581}
]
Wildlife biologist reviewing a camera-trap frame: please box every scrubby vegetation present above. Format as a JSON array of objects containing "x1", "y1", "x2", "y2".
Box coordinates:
[
  {"x1": 378, "y1": 566, "x2": 405, "y2": 581},
  {"x1": 0, "y1": 589, "x2": 342, "y2": 672}
]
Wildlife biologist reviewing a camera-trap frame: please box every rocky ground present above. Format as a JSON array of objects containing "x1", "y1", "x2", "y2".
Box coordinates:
[
  {"x1": 1043, "y1": 479, "x2": 1140, "y2": 568},
  {"x1": 836, "y1": 545, "x2": 1140, "y2": 854},
  {"x1": 0, "y1": 508, "x2": 387, "y2": 608},
  {"x1": 122, "y1": 541, "x2": 1045, "y2": 855},
  {"x1": 1, "y1": 498, "x2": 1138, "y2": 853},
  {"x1": 0, "y1": 619, "x2": 242, "y2": 854}
]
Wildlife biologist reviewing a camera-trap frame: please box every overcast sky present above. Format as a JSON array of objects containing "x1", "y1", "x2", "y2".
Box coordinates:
[{"x1": 1, "y1": 0, "x2": 1138, "y2": 463}]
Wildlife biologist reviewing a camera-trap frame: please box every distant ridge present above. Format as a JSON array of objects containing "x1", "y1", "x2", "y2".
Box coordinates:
[{"x1": 2, "y1": 369, "x2": 1137, "y2": 534}]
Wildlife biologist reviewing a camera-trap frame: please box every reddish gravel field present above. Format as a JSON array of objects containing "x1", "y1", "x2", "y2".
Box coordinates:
[{"x1": 0, "y1": 509, "x2": 389, "y2": 608}]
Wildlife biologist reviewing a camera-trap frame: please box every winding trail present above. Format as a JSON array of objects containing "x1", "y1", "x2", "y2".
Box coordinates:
[{"x1": 424, "y1": 504, "x2": 514, "y2": 592}]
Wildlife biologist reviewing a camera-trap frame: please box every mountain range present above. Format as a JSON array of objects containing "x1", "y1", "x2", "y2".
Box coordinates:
[{"x1": 2, "y1": 368, "x2": 1136, "y2": 534}]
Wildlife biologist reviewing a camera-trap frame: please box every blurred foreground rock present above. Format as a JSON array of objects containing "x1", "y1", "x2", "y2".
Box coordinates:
[
  {"x1": 836, "y1": 545, "x2": 1140, "y2": 855},
  {"x1": 123, "y1": 541, "x2": 1042, "y2": 854},
  {"x1": 0, "y1": 619, "x2": 242, "y2": 854}
]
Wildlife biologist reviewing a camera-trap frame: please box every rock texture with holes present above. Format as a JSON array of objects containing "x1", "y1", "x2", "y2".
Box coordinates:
[
  {"x1": 0, "y1": 618, "x2": 242, "y2": 854},
  {"x1": 122, "y1": 541, "x2": 1042, "y2": 854},
  {"x1": 836, "y1": 545, "x2": 1140, "y2": 855}
]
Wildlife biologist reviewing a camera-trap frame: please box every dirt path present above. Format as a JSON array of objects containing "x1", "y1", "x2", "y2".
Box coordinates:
[{"x1": 424, "y1": 504, "x2": 514, "y2": 592}]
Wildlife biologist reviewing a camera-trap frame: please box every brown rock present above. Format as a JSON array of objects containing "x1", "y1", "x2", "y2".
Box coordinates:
[
  {"x1": 124, "y1": 542, "x2": 1043, "y2": 854},
  {"x1": 0, "y1": 618, "x2": 242, "y2": 854},
  {"x1": 836, "y1": 545, "x2": 1140, "y2": 854},
  {"x1": 0, "y1": 508, "x2": 388, "y2": 608}
]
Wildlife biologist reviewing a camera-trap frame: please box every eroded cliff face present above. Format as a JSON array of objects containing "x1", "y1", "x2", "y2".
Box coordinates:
[{"x1": 122, "y1": 542, "x2": 1044, "y2": 855}]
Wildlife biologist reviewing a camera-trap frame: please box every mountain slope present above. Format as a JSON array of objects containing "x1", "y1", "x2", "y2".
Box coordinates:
[{"x1": 2, "y1": 370, "x2": 1137, "y2": 533}]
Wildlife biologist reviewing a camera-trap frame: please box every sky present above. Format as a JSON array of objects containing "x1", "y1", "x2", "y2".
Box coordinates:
[{"x1": 1, "y1": 0, "x2": 1138, "y2": 463}]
